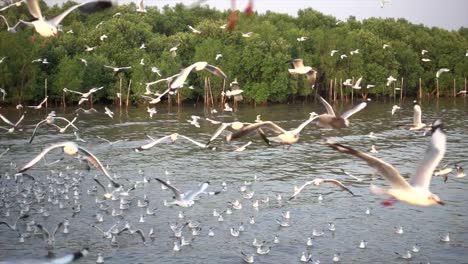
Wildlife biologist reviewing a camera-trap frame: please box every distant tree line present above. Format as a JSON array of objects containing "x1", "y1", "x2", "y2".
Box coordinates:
[{"x1": 0, "y1": 1, "x2": 467, "y2": 106}]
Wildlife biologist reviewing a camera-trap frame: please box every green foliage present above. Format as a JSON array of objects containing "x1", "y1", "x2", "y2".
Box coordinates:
[{"x1": 0, "y1": 1, "x2": 467, "y2": 105}]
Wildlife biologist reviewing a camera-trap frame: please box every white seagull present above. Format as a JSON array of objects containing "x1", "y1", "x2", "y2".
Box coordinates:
[
  {"x1": 436, "y1": 68, "x2": 450, "y2": 78},
  {"x1": 170, "y1": 61, "x2": 227, "y2": 90},
  {"x1": 188, "y1": 25, "x2": 201, "y2": 34},
  {"x1": 315, "y1": 95, "x2": 368, "y2": 129},
  {"x1": 0, "y1": 114, "x2": 23, "y2": 133},
  {"x1": 410, "y1": 101, "x2": 425, "y2": 130},
  {"x1": 17, "y1": 141, "x2": 121, "y2": 187},
  {"x1": 155, "y1": 178, "x2": 219, "y2": 207},
  {"x1": 19, "y1": 0, "x2": 115, "y2": 37},
  {"x1": 136, "y1": 0, "x2": 147, "y2": 13},
  {"x1": 289, "y1": 178, "x2": 354, "y2": 200},
  {"x1": 0, "y1": 15, "x2": 22, "y2": 32},
  {"x1": 328, "y1": 120, "x2": 446, "y2": 206}
]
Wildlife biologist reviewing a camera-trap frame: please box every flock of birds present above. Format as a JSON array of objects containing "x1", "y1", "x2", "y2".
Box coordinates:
[{"x1": 0, "y1": 0, "x2": 467, "y2": 263}]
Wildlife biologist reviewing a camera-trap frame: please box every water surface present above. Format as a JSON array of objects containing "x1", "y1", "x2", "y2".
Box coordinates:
[{"x1": 0, "y1": 98, "x2": 467, "y2": 263}]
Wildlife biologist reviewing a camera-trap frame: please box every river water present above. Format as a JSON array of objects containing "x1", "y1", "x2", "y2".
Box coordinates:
[{"x1": 0, "y1": 98, "x2": 467, "y2": 263}]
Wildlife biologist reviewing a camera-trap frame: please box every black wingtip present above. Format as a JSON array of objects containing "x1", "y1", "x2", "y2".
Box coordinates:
[
  {"x1": 112, "y1": 181, "x2": 121, "y2": 188},
  {"x1": 73, "y1": 247, "x2": 89, "y2": 261}
]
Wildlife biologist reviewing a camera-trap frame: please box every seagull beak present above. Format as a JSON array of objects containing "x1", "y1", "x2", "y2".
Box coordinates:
[{"x1": 437, "y1": 200, "x2": 445, "y2": 205}]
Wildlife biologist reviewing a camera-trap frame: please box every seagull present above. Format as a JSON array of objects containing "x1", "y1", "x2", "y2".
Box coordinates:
[
  {"x1": 84, "y1": 45, "x2": 97, "y2": 52},
  {"x1": 170, "y1": 61, "x2": 227, "y2": 90},
  {"x1": 36, "y1": 222, "x2": 63, "y2": 248},
  {"x1": 19, "y1": 0, "x2": 114, "y2": 37},
  {"x1": 0, "y1": 214, "x2": 29, "y2": 231},
  {"x1": 0, "y1": 0, "x2": 25, "y2": 12},
  {"x1": 0, "y1": 248, "x2": 89, "y2": 264},
  {"x1": 421, "y1": 58, "x2": 431, "y2": 62},
  {"x1": 241, "y1": 251, "x2": 254, "y2": 263},
  {"x1": 383, "y1": 44, "x2": 391, "y2": 49},
  {"x1": 26, "y1": 96, "x2": 48, "y2": 109},
  {"x1": 28, "y1": 111, "x2": 79, "y2": 143},
  {"x1": 134, "y1": 133, "x2": 179, "y2": 151},
  {"x1": 104, "y1": 65, "x2": 132, "y2": 75},
  {"x1": 380, "y1": 0, "x2": 391, "y2": 8},
  {"x1": 410, "y1": 101, "x2": 425, "y2": 130},
  {"x1": 340, "y1": 54, "x2": 347, "y2": 59},
  {"x1": 104, "y1": 106, "x2": 113, "y2": 118},
  {"x1": 17, "y1": 141, "x2": 121, "y2": 187},
  {"x1": 63, "y1": 86, "x2": 103, "y2": 105},
  {"x1": 224, "y1": 103, "x2": 233, "y2": 112},
  {"x1": 99, "y1": 34, "x2": 107, "y2": 41},
  {"x1": 0, "y1": 57, "x2": 7, "y2": 64},
  {"x1": 0, "y1": 113, "x2": 25, "y2": 133},
  {"x1": 151, "y1": 66, "x2": 162, "y2": 76},
  {"x1": 139, "y1": 43, "x2": 146, "y2": 49},
  {"x1": 288, "y1": 59, "x2": 317, "y2": 88},
  {"x1": 297, "y1": 36, "x2": 308, "y2": 42},
  {"x1": 289, "y1": 179, "x2": 354, "y2": 200},
  {"x1": 188, "y1": 25, "x2": 201, "y2": 34},
  {"x1": 330, "y1": 50, "x2": 339, "y2": 56},
  {"x1": 136, "y1": 0, "x2": 147, "y2": 13},
  {"x1": 155, "y1": 178, "x2": 218, "y2": 207},
  {"x1": 350, "y1": 49, "x2": 359, "y2": 55},
  {"x1": 391, "y1": 105, "x2": 400, "y2": 115},
  {"x1": 95, "y1": 20, "x2": 104, "y2": 28},
  {"x1": 79, "y1": 58, "x2": 88, "y2": 66},
  {"x1": 366, "y1": 84, "x2": 375, "y2": 89},
  {"x1": 327, "y1": 119, "x2": 446, "y2": 206},
  {"x1": 352, "y1": 77, "x2": 363, "y2": 89},
  {"x1": 0, "y1": 15, "x2": 21, "y2": 32},
  {"x1": 242, "y1": 32, "x2": 253, "y2": 38},
  {"x1": 421, "y1": 49, "x2": 429, "y2": 55},
  {"x1": 226, "y1": 112, "x2": 319, "y2": 145},
  {"x1": 315, "y1": 95, "x2": 368, "y2": 129},
  {"x1": 147, "y1": 107, "x2": 157, "y2": 118},
  {"x1": 436, "y1": 68, "x2": 450, "y2": 78},
  {"x1": 386, "y1": 75, "x2": 397, "y2": 86},
  {"x1": 169, "y1": 44, "x2": 179, "y2": 57},
  {"x1": 215, "y1": 53, "x2": 223, "y2": 60},
  {"x1": 234, "y1": 141, "x2": 252, "y2": 152}
]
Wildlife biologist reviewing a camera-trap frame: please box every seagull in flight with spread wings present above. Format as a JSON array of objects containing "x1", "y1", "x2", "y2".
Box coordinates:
[
  {"x1": 315, "y1": 95, "x2": 368, "y2": 129},
  {"x1": 328, "y1": 120, "x2": 446, "y2": 206}
]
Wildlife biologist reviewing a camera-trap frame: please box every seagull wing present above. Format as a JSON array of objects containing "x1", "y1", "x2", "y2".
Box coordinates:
[
  {"x1": 228, "y1": 121, "x2": 287, "y2": 142},
  {"x1": 340, "y1": 101, "x2": 367, "y2": 120},
  {"x1": 410, "y1": 121, "x2": 446, "y2": 190},
  {"x1": 155, "y1": 178, "x2": 183, "y2": 200},
  {"x1": 170, "y1": 63, "x2": 201, "y2": 89},
  {"x1": 204, "y1": 64, "x2": 228, "y2": 80},
  {"x1": 0, "y1": 113, "x2": 15, "y2": 127},
  {"x1": 26, "y1": 0, "x2": 43, "y2": 20},
  {"x1": 327, "y1": 142, "x2": 412, "y2": 190},
  {"x1": 55, "y1": 117, "x2": 79, "y2": 130},
  {"x1": 14, "y1": 114, "x2": 25, "y2": 127},
  {"x1": 18, "y1": 142, "x2": 69, "y2": 173},
  {"x1": 322, "y1": 179, "x2": 354, "y2": 195},
  {"x1": 290, "y1": 114, "x2": 319, "y2": 135},
  {"x1": 185, "y1": 182, "x2": 209, "y2": 201},
  {"x1": 50, "y1": 0, "x2": 114, "y2": 26},
  {"x1": 28, "y1": 119, "x2": 47, "y2": 144},
  {"x1": 317, "y1": 95, "x2": 336, "y2": 116},
  {"x1": 134, "y1": 134, "x2": 174, "y2": 151},
  {"x1": 132, "y1": 229, "x2": 146, "y2": 243},
  {"x1": 413, "y1": 104, "x2": 423, "y2": 126},
  {"x1": 77, "y1": 146, "x2": 120, "y2": 187},
  {"x1": 206, "y1": 123, "x2": 231, "y2": 146},
  {"x1": 288, "y1": 181, "x2": 314, "y2": 200},
  {"x1": 36, "y1": 224, "x2": 50, "y2": 239},
  {"x1": 93, "y1": 178, "x2": 108, "y2": 193},
  {"x1": 179, "y1": 135, "x2": 207, "y2": 148},
  {"x1": 52, "y1": 222, "x2": 63, "y2": 236}
]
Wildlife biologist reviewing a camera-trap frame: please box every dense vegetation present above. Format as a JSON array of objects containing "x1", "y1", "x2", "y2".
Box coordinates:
[{"x1": 0, "y1": 1, "x2": 467, "y2": 105}]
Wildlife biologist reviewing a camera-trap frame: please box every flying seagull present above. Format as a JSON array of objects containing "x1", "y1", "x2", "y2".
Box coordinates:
[
  {"x1": 170, "y1": 61, "x2": 227, "y2": 90},
  {"x1": 17, "y1": 141, "x2": 121, "y2": 187},
  {"x1": 315, "y1": 95, "x2": 368, "y2": 129},
  {"x1": 226, "y1": 113, "x2": 319, "y2": 145},
  {"x1": 19, "y1": 0, "x2": 115, "y2": 37},
  {"x1": 410, "y1": 101, "x2": 426, "y2": 130},
  {"x1": 327, "y1": 120, "x2": 446, "y2": 206},
  {"x1": 289, "y1": 178, "x2": 354, "y2": 200},
  {"x1": 155, "y1": 178, "x2": 219, "y2": 207}
]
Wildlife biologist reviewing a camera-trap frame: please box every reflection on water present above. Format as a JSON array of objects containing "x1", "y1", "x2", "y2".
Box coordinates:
[{"x1": 0, "y1": 98, "x2": 467, "y2": 263}]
